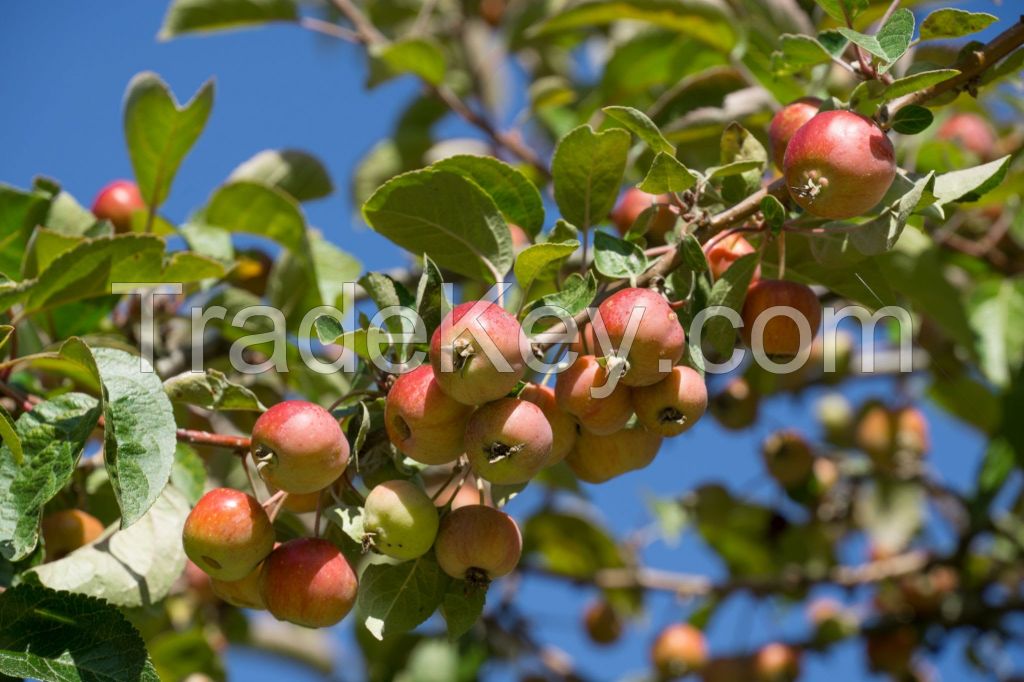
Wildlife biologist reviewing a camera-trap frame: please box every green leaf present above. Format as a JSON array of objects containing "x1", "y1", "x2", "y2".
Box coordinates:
[
  {"x1": 883, "y1": 70, "x2": 959, "y2": 100},
  {"x1": 771, "y1": 34, "x2": 840, "y2": 76},
  {"x1": 0, "y1": 183, "x2": 54, "y2": 279},
  {"x1": 704, "y1": 252, "x2": 759, "y2": 357},
  {"x1": 968, "y1": 278, "x2": 1024, "y2": 388},
  {"x1": 59, "y1": 342, "x2": 179, "y2": 528},
  {"x1": 0, "y1": 393, "x2": 102, "y2": 561},
  {"x1": 602, "y1": 106, "x2": 675, "y2": 155},
  {"x1": 760, "y1": 195, "x2": 786, "y2": 231},
  {"x1": 370, "y1": 38, "x2": 447, "y2": 87},
  {"x1": 268, "y1": 232, "x2": 361, "y2": 319},
  {"x1": 532, "y1": 0, "x2": 738, "y2": 52},
  {"x1": 677, "y1": 234, "x2": 708, "y2": 273},
  {"x1": 932, "y1": 156, "x2": 1012, "y2": 205},
  {"x1": 875, "y1": 8, "x2": 915, "y2": 66},
  {"x1": 514, "y1": 241, "x2": 580, "y2": 301},
  {"x1": 0, "y1": 404, "x2": 21, "y2": 466},
  {"x1": 363, "y1": 168, "x2": 513, "y2": 283},
  {"x1": 356, "y1": 553, "x2": 449, "y2": 640},
  {"x1": 228, "y1": 148, "x2": 334, "y2": 202},
  {"x1": 171, "y1": 445, "x2": 207, "y2": 505},
  {"x1": 638, "y1": 152, "x2": 697, "y2": 194},
  {"x1": 414, "y1": 255, "x2": 447, "y2": 340},
  {"x1": 528, "y1": 271, "x2": 598, "y2": 319},
  {"x1": 163, "y1": 368, "x2": 266, "y2": 411},
  {"x1": 439, "y1": 579, "x2": 485, "y2": 640},
  {"x1": 552, "y1": 125, "x2": 630, "y2": 231},
  {"x1": 432, "y1": 156, "x2": 545, "y2": 237},
  {"x1": 523, "y1": 511, "x2": 625, "y2": 578},
  {"x1": 325, "y1": 499, "x2": 365, "y2": 545},
  {"x1": 205, "y1": 180, "x2": 307, "y2": 253},
  {"x1": 851, "y1": 172, "x2": 933, "y2": 255},
  {"x1": 592, "y1": 231, "x2": 648, "y2": 281},
  {"x1": 27, "y1": 486, "x2": 190, "y2": 607},
  {"x1": 891, "y1": 105, "x2": 934, "y2": 135},
  {"x1": 160, "y1": 0, "x2": 297, "y2": 37},
  {"x1": 976, "y1": 439, "x2": 1015, "y2": 500},
  {"x1": 813, "y1": 0, "x2": 867, "y2": 25},
  {"x1": 920, "y1": 9, "x2": 997, "y2": 41},
  {"x1": 0, "y1": 584, "x2": 159, "y2": 681},
  {"x1": 123, "y1": 72, "x2": 214, "y2": 208}
]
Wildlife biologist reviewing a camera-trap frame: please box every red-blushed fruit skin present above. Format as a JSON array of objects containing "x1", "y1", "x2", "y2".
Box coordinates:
[
  {"x1": 260, "y1": 538, "x2": 358, "y2": 628},
  {"x1": 703, "y1": 233, "x2": 761, "y2": 282},
  {"x1": 182, "y1": 488, "x2": 276, "y2": 581},
  {"x1": 519, "y1": 383, "x2": 577, "y2": 465},
  {"x1": 555, "y1": 355, "x2": 634, "y2": 435},
  {"x1": 251, "y1": 401, "x2": 349, "y2": 494},
  {"x1": 583, "y1": 600, "x2": 623, "y2": 646},
  {"x1": 611, "y1": 188, "x2": 678, "y2": 243},
  {"x1": 937, "y1": 113, "x2": 996, "y2": 159},
  {"x1": 465, "y1": 398, "x2": 552, "y2": 485},
  {"x1": 854, "y1": 402, "x2": 929, "y2": 468},
  {"x1": 710, "y1": 377, "x2": 758, "y2": 430},
  {"x1": 761, "y1": 430, "x2": 814, "y2": 488},
  {"x1": 597, "y1": 288, "x2": 685, "y2": 387},
  {"x1": 565, "y1": 425, "x2": 662, "y2": 483},
  {"x1": 434, "y1": 504, "x2": 522, "y2": 581},
  {"x1": 768, "y1": 97, "x2": 823, "y2": 169},
  {"x1": 211, "y1": 563, "x2": 266, "y2": 609},
  {"x1": 651, "y1": 623, "x2": 708, "y2": 677},
  {"x1": 362, "y1": 479, "x2": 439, "y2": 560},
  {"x1": 281, "y1": 489, "x2": 324, "y2": 514},
  {"x1": 509, "y1": 224, "x2": 531, "y2": 251},
  {"x1": 632, "y1": 365, "x2": 708, "y2": 437},
  {"x1": 91, "y1": 180, "x2": 145, "y2": 233},
  {"x1": 41, "y1": 509, "x2": 105, "y2": 561},
  {"x1": 430, "y1": 301, "x2": 527, "y2": 405},
  {"x1": 753, "y1": 642, "x2": 801, "y2": 682},
  {"x1": 741, "y1": 280, "x2": 822, "y2": 358},
  {"x1": 783, "y1": 110, "x2": 896, "y2": 219},
  {"x1": 385, "y1": 364, "x2": 473, "y2": 465}
]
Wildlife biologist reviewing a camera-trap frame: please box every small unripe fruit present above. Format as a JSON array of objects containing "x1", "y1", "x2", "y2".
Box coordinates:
[
  {"x1": 211, "y1": 563, "x2": 266, "y2": 609},
  {"x1": 583, "y1": 600, "x2": 622, "y2": 646},
  {"x1": 435, "y1": 504, "x2": 522, "y2": 587},
  {"x1": 465, "y1": 398, "x2": 552, "y2": 484},
  {"x1": 565, "y1": 425, "x2": 662, "y2": 484},
  {"x1": 611, "y1": 188, "x2": 678, "y2": 242},
  {"x1": 741, "y1": 280, "x2": 822, "y2": 358},
  {"x1": 41, "y1": 509, "x2": 105, "y2": 561},
  {"x1": 703, "y1": 233, "x2": 761, "y2": 282},
  {"x1": 519, "y1": 383, "x2": 577, "y2": 465},
  {"x1": 183, "y1": 488, "x2": 276, "y2": 581},
  {"x1": 362, "y1": 480, "x2": 439, "y2": 560},
  {"x1": 937, "y1": 113, "x2": 996, "y2": 160},
  {"x1": 807, "y1": 598, "x2": 842, "y2": 627},
  {"x1": 430, "y1": 301, "x2": 528, "y2": 405},
  {"x1": 854, "y1": 401, "x2": 892, "y2": 463},
  {"x1": 91, "y1": 180, "x2": 145, "y2": 233},
  {"x1": 651, "y1": 623, "x2": 707, "y2": 678},
  {"x1": 816, "y1": 393, "x2": 853, "y2": 444},
  {"x1": 710, "y1": 378, "x2": 758, "y2": 430},
  {"x1": 632, "y1": 366, "x2": 708, "y2": 437},
  {"x1": 251, "y1": 401, "x2": 349, "y2": 494},
  {"x1": 784, "y1": 110, "x2": 896, "y2": 219},
  {"x1": 260, "y1": 538, "x2": 358, "y2": 628},
  {"x1": 761, "y1": 430, "x2": 814, "y2": 489},
  {"x1": 894, "y1": 406, "x2": 929, "y2": 458},
  {"x1": 555, "y1": 355, "x2": 634, "y2": 435},
  {"x1": 385, "y1": 364, "x2": 473, "y2": 465},
  {"x1": 753, "y1": 643, "x2": 800, "y2": 682},
  {"x1": 854, "y1": 402, "x2": 929, "y2": 469},
  {"x1": 768, "y1": 97, "x2": 822, "y2": 169},
  {"x1": 596, "y1": 288, "x2": 685, "y2": 387}
]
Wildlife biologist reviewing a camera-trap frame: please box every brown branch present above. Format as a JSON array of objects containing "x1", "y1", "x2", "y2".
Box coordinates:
[{"x1": 176, "y1": 428, "x2": 251, "y2": 454}]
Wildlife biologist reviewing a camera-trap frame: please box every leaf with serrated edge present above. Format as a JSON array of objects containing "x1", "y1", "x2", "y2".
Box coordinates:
[
  {"x1": 638, "y1": 152, "x2": 697, "y2": 194},
  {"x1": 228, "y1": 148, "x2": 333, "y2": 202},
  {"x1": 920, "y1": 8, "x2": 997, "y2": 41},
  {"x1": 440, "y1": 579, "x2": 486, "y2": 640},
  {"x1": 515, "y1": 241, "x2": 580, "y2": 301},
  {"x1": 593, "y1": 231, "x2": 649, "y2": 280},
  {"x1": 603, "y1": 106, "x2": 675, "y2": 155},
  {"x1": 704, "y1": 253, "x2": 759, "y2": 357},
  {"x1": 164, "y1": 369, "x2": 266, "y2": 411},
  {"x1": 432, "y1": 156, "x2": 545, "y2": 238},
  {"x1": 356, "y1": 553, "x2": 449, "y2": 640},
  {"x1": 552, "y1": 126, "x2": 630, "y2": 230}
]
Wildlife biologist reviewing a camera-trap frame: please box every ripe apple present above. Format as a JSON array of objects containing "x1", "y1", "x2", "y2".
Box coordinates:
[
  {"x1": 583, "y1": 600, "x2": 622, "y2": 645},
  {"x1": 753, "y1": 642, "x2": 800, "y2": 682},
  {"x1": 710, "y1": 377, "x2": 758, "y2": 430},
  {"x1": 703, "y1": 233, "x2": 761, "y2": 282},
  {"x1": 784, "y1": 110, "x2": 896, "y2": 219},
  {"x1": 565, "y1": 424, "x2": 662, "y2": 483},
  {"x1": 610, "y1": 188, "x2": 679, "y2": 243},
  {"x1": 434, "y1": 504, "x2": 522, "y2": 586},
  {"x1": 465, "y1": 397, "x2": 552, "y2": 484},
  {"x1": 430, "y1": 301, "x2": 527, "y2": 405},
  {"x1": 362, "y1": 479, "x2": 439, "y2": 560},
  {"x1": 768, "y1": 97, "x2": 822, "y2": 169},
  {"x1": 260, "y1": 538, "x2": 358, "y2": 628},
  {"x1": 555, "y1": 355, "x2": 634, "y2": 435},
  {"x1": 91, "y1": 180, "x2": 145, "y2": 233},
  {"x1": 650, "y1": 623, "x2": 707, "y2": 677},
  {"x1": 182, "y1": 488, "x2": 276, "y2": 581},
  {"x1": 631, "y1": 365, "x2": 708, "y2": 437},
  {"x1": 596, "y1": 287, "x2": 685, "y2": 387},
  {"x1": 519, "y1": 383, "x2": 577, "y2": 465},
  {"x1": 251, "y1": 400, "x2": 349, "y2": 494},
  {"x1": 761, "y1": 430, "x2": 814, "y2": 489},
  {"x1": 41, "y1": 509, "x2": 105, "y2": 561},
  {"x1": 211, "y1": 562, "x2": 266, "y2": 609},
  {"x1": 741, "y1": 280, "x2": 822, "y2": 358},
  {"x1": 937, "y1": 113, "x2": 996, "y2": 160},
  {"x1": 385, "y1": 364, "x2": 473, "y2": 465}
]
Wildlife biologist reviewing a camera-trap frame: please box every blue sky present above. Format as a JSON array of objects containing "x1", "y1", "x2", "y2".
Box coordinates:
[{"x1": 1, "y1": 2, "x2": 1018, "y2": 681}]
